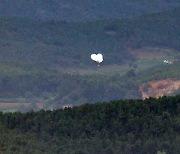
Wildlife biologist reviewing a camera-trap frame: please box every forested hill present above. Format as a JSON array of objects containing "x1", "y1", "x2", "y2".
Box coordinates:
[
  {"x1": 0, "y1": 0, "x2": 180, "y2": 21},
  {"x1": 0, "y1": 95, "x2": 180, "y2": 153},
  {"x1": 0, "y1": 8, "x2": 179, "y2": 67},
  {"x1": 0, "y1": 8, "x2": 179, "y2": 111}
]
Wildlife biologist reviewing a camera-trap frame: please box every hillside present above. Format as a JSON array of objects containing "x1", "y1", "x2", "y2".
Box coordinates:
[
  {"x1": 0, "y1": 9, "x2": 180, "y2": 111},
  {"x1": 0, "y1": 8, "x2": 179, "y2": 68},
  {"x1": 0, "y1": 0, "x2": 180, "y2": 21},
  {"x1": 0, "y1": 95, "x2": 179, "y2": 153}
]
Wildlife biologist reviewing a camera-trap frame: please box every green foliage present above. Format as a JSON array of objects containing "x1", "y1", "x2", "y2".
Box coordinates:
[
  {"x1": 0, "y1": 95, "x2": 179, "y2": 153},
  {"x1": 0, "y1": 122, "x2": 53, "y2": 154}
]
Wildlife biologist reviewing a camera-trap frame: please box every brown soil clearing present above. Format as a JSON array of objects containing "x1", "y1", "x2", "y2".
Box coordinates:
[{"x1": 139, "y1": 78, "x2": 180, "y2": 99}]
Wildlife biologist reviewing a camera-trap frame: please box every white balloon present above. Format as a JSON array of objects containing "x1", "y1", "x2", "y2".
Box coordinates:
[
  {"x1": 97, "y1": 53, "x2": 103, "y2": 63},
  {"x1": 91, "y1": 53, "x2": 103, "y2": 64},
  {"x1": 91, "y1": 54, "x2": 97, "y2": 61}
]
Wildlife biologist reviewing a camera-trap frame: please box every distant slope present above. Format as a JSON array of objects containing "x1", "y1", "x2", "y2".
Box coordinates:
[
  {"x1": 0, "y1": 0, "x2": 180, "y2": 21},
  {"x1": 0, "y1": 9, "x2": 179, "y2": 111},
  {"x1": 0, "y1": 95, "x2": 179, "y2": 153},
  {"x1": 0, "y1": 60, "x2": 179, "y2": 112},
  {"x1": 0, "y1": 8, "x2": 179, "y2": 68}
]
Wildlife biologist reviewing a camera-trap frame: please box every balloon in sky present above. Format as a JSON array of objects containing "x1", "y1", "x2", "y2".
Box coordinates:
[{"x1": 91, "y1": 53, "x2": 103, "y2": 64}]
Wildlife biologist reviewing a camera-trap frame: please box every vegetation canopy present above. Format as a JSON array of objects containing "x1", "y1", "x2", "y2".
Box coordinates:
[{"x1": 0, "y1": 95, "x2": 179, "y2": 153}]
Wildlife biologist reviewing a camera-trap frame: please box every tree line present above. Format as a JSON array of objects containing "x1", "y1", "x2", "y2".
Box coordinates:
[{"x1": 0, "y1": 95, "x2": 179, "y2": 153}]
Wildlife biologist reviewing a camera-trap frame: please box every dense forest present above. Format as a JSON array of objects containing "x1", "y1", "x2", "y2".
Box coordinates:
[{"x1": 0, "y1": 95, "x2": 179, "y2": 153}]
